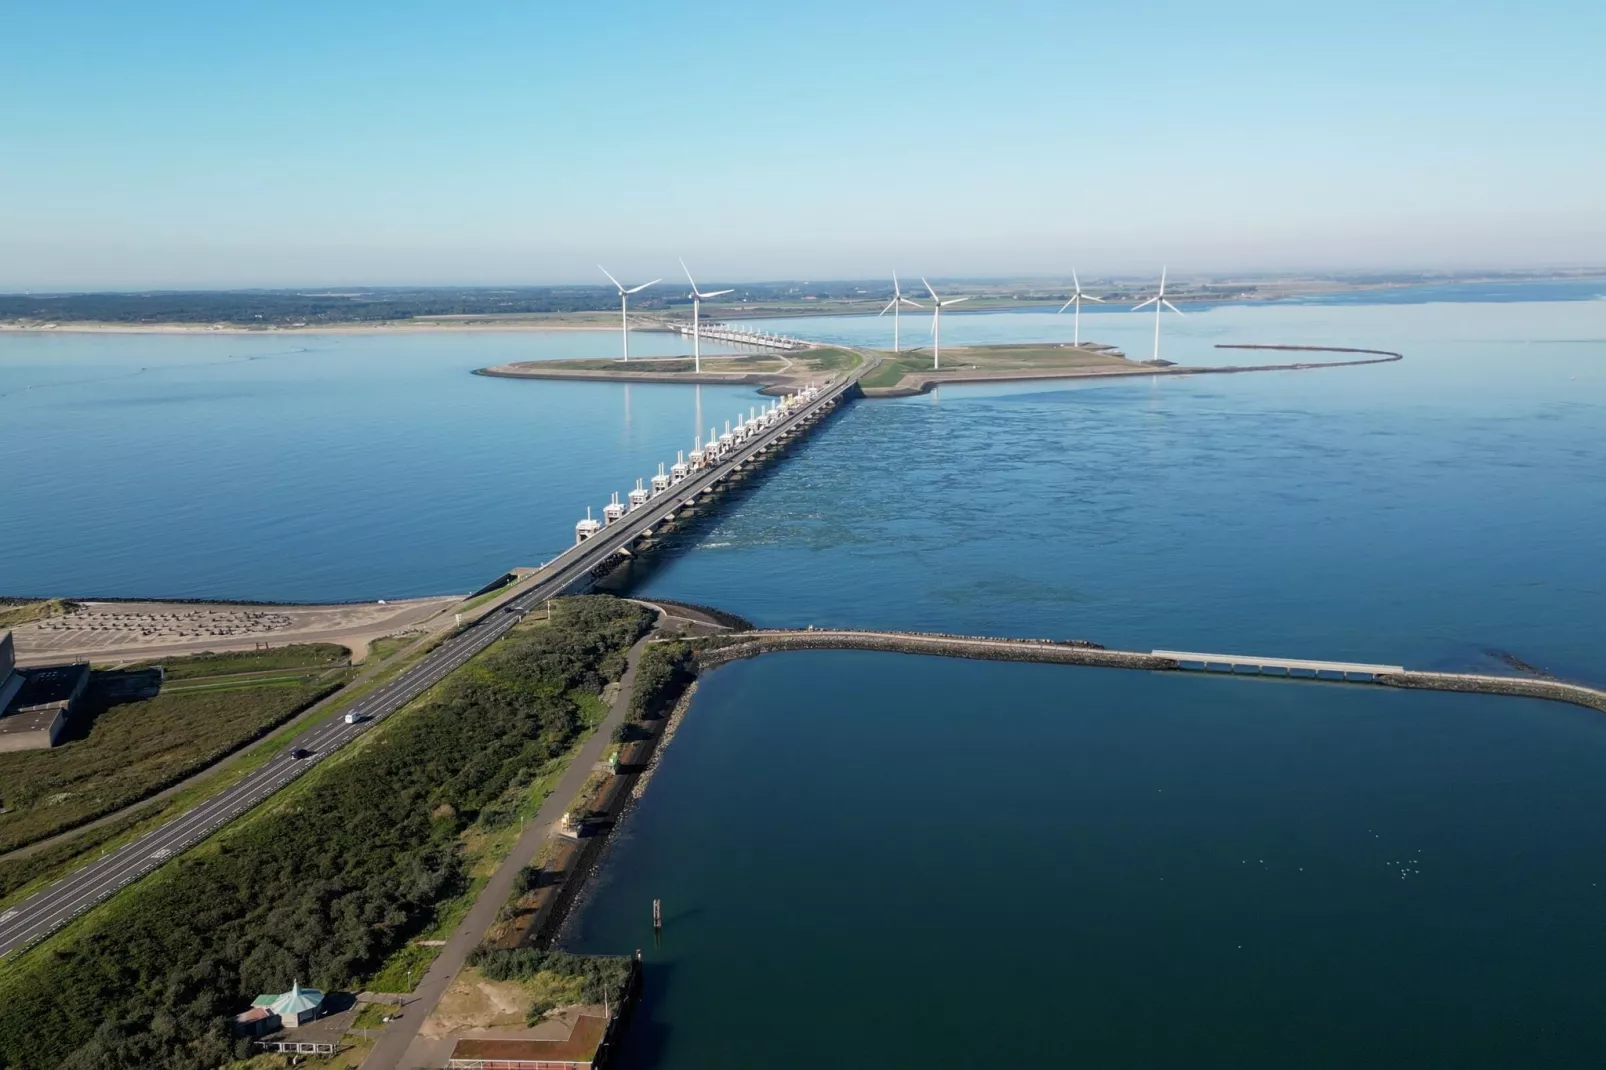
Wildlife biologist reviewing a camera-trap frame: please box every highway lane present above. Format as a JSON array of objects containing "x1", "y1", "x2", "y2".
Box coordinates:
[{"x1": 0, "y1": 366, "x2": 860, "y2": 961}]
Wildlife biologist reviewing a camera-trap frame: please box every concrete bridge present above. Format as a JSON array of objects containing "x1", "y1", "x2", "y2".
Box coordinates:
[
  {"x1": 1150, "y1": 650, "x2": 1404, "y2": 681},
  {"x1": 697, "y1": 629, "x2": 1606, "y2": 714},
  {"x1": 667, "y1": 322, "x2": 811, "y2": 351}
]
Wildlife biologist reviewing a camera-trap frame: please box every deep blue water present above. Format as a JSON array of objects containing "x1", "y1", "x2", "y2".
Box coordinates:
[
  {"x1": 569, "y1": 653, "x2": 1606, "y2": 1069},
  {"x1": 0, "y1": 330, "x2": 754, "y2": 600},
  {"x1": 3, "y1": 284, "x2": 1605, "y2": 1066},
  {"x1": 613, "y1": 297, "x2": 1606, "y2": 683}
]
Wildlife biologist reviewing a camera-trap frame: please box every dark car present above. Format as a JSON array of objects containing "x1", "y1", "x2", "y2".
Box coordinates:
[{"x1": 290, "y1": 747, "x2": 313, "y2": 760}]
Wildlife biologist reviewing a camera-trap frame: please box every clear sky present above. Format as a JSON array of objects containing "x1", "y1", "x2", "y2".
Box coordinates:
[{"x1": 1, "y1": 0, "x2": 1602, "y2": 289}]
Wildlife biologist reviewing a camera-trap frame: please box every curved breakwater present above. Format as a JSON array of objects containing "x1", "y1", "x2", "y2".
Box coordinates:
[{"x1": 697, "y1": 629, "x2": 1606, "y2": 714}]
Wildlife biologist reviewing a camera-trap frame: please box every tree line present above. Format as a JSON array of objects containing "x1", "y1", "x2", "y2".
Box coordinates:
[{"x1": 0, "y1": 596, "x2": 652, "y2": 1070}]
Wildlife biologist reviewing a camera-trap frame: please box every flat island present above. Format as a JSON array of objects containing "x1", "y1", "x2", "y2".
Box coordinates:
[
  {"x1": 476, "y1": 341, "x2": 1403, "y2": 397},
  {"x1": 475, "y1": 346, "x2": 866, "y2": 395}
]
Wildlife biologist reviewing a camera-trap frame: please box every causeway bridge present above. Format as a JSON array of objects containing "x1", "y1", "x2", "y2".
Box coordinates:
[
  {"x1": 666, "y1": 321, "x2": 812, "y2": 351},
  {"x1": 698, "y1": 629, "x2": 1606, "y2": 714},
  {"x1": 0, "y1": 359, "x2": 870, "y2": 961}
]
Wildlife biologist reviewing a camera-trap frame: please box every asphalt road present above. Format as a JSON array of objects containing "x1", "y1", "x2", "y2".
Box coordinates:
[{"x1": 0, "y1": 367, "x2": 858, "y2": 961}]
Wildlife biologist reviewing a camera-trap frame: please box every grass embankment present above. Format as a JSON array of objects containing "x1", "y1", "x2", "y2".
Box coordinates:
[
  {"x1": 0, "y1": 596, "x2": 652, "y2": 1070},
  {"x1": 487, "y1": 346, "x2": 860, "y2": 384},
  {"x1": 524, "y1": 354, "x2": 788, "y2": 374},
  {"x1": 0, "y1": 600, "x2": 75, "y2": 630},
  {"x1": 144, "y1": 644, "x2": 348, "y2": 680},
  {"x1": 0, "y1": 645, "x2": 351, "y2": 854},
  {"x1": 859, "y1": 343, "x2": 1133, "y2": 391}
]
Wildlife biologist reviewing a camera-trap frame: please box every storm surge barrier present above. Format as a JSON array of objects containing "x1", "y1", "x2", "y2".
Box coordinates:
[
  {"x1": 666, "y1": 322, "x2": 811, "y2": 351},
  {"x1": 697, "y1": 630, "x2": 1606, "y2": 714},
  {"x1": 0, "y1": 365, "x2": 867, "y2": 962}
]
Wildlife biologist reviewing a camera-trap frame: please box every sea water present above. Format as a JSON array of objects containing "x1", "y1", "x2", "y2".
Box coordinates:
[{"x1": 3, "y1": 286, "x2": 1605, "y2": 1066}]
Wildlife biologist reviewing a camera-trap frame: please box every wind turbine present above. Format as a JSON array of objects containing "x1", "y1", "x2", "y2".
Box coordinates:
[
  {"x1": 1131, "y1": 267, "x2": 1184, "y2": 363},
  {"x1": 877, "y1": 272, "x2": 924, "y2": 352},
  {"x1": 680, "y1": 258, "x2": 734, "y2": 373},
  {"x1": 921, "y1": 278, "x2": 969, "y2": 370},
  {"x1": 1056, "y1": 268, "x2": 1104, "y2": 346},
  {"x1": 599, "y1": 265, "x2": 659, "y2": 361}
]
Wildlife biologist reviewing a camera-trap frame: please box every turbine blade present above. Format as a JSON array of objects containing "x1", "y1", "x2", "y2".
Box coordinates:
[
  {"x1": 892, "y1": 270, "x2": 900, "y2": 296},
  {"x1": 705, "y1": 289, "x2": 735, "y2": 298},
  {"x1": 680, "y1": 257, "x2": 697, "y2": 290},
  {"x1": 1072, "y1": 267, "x2": 1081, "y2": 292},
  {"x1": 879, "y1": 298, "x2": 898, "y2": 316},
  {"x1": 922, "y1": 277, "x2": 939, "y2": 301},
  {"x1": 1132, "y1": 297, "x2": 1158, "y2": 312},
  {"x1": 1058, "y1": 296, "x2": 1075, "y2": 313},
  {"x1": 900, "y1": 297, "x2": 925, "y2": 309},
  {"x1": 944, "y1": 296, "x2": 970, "y2": 306},
  {"x1": 1162, "y1": 299, "x2": 1184, "y2": 315},
  {"x1": 625, "y1": 278, "x2": 660, "y2": 294},
  {"x1": 1083, "y1": 294, "x2": 1105, "y2": 303},
  {"x1": 598, "y1": 264, "x2": 623, "y2": 292}
]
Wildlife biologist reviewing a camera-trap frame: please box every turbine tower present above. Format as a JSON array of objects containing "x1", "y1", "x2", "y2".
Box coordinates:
[
  {"x1": 1131, "y1": 267, "x2": 1184, "y2": 363},
  {"x1": 1056, "y1": 268, "x2": 1103, "y2": 346},
  {"x1": 921, "y1": 278, "x2": 970, "y2": 370},
  {"x1": 877, "y1": 272, "x2": 924, "y2": 352},
  {"x1": 680, "y1": 258, "x2": 734, "y2": 374},
  {"x1": 599, "y1": 265, "x2": 659, "y2": 361}
]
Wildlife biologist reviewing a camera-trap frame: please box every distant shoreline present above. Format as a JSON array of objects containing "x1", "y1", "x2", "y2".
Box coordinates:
[{"x1": 0, "y1": 320, "x2": 621, "y2": 336}]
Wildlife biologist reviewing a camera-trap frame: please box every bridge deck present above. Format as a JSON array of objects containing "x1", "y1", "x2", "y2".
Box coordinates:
[{"x1": 1151, "y1": 650, "x2": 1404, "y2": 676}]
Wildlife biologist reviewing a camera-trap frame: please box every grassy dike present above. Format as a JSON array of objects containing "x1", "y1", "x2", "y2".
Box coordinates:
[{"x1": 0, "y1": 596, "x2": 653, "y2": 1070}]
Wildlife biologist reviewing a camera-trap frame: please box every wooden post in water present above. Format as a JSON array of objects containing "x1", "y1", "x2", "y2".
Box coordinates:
[{"x1": 652, "y1": 898, "x2": 662, "y2": 934}]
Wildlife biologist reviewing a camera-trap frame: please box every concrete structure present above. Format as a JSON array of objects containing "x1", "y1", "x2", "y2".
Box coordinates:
[
  {"x1": 0, "y1": 633, "x2": 21, "y2": 713},
  {"x1": 699, "y1": 629, "x2": 1606, "y2": 714},
  {"x1": 0, "y1": 632, "x2": 90, "y2": 753},
  {"x1": 574, "y1": 508, "x2": 602, "y2": 545},
  {"x1": 667, "y1": 321, "x2": 810, "y2": 351},
  {"x1": 1151, "y1": 650, "x2": 1405, "y2": 681}
]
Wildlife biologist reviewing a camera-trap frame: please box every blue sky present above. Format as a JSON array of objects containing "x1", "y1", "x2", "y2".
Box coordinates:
[{"x1": 1, "y1": 0, "x2": 1602, "y2": 288}]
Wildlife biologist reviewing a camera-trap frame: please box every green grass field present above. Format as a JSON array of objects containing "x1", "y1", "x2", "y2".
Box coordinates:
[
  {"x1": 860, "y1": 343, "x2": 1133, "y2": 391},
  {"x1": 143, "y1": 642, "x2": 348, "y2": 680},
  {"x1": 0, "y1": 645, "x2": 351, "y2": 853},
  {"x1": 503, "y1": 346, "x2": 861, "y2": 382}
]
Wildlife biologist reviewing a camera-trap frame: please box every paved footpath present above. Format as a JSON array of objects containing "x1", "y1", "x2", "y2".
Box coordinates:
[{"x1": 363, "y1": 631, "x2": 654, "y2": 1069}]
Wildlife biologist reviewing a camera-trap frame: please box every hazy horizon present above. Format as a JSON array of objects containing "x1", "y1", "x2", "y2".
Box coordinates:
[
  {"x1": 3, "y1": 0, "x2": 1602, "y2": 290},
  {"x1": 5, "y1": 264, "x2": 1606, "y2": 299}
]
